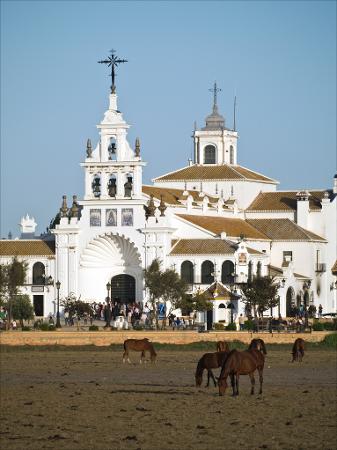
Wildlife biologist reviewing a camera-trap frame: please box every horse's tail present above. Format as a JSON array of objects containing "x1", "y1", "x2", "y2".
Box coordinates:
[{"x1": 195, "y1": 357, "x2": 205, "y2": 386}]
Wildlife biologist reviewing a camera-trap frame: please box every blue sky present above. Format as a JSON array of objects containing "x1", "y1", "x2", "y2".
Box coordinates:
[{"x1": 1, "y1": 1, "x2": 336, "y2": 236}]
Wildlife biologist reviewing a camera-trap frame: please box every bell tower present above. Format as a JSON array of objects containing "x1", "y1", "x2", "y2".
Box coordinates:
[{"x1": 193, "y1": 82, "x2": 238, "y2": 166}]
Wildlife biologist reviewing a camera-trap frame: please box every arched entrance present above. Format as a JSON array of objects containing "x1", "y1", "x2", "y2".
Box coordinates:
[
  {"x1": 110, "y1": 274, "x2": 135, "y2": 303},
  {"x1": 286, "y1": 287, "x2": 295, "y2": 317}
]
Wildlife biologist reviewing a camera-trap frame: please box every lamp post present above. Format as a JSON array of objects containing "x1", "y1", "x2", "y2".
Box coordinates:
[
  {"x1": 303, "y1": 280, "x2": 311, "y2": 329},
  {"x1": 106, "y1": 281, "x2": 111, "y2": 300},
  {"x1": 55, "y1": 281, "x2": 61, "y2": 328}
]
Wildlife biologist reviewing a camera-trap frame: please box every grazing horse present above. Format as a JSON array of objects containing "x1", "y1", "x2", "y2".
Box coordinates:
[
  {"x1": 292, "y1": 338, "x2": 305, "y2": 362},
  {"x1": 248, "y1": 338, "x2": 267, "y2": 355},
  {"x1": 218, "y1": 348, "x2": 265, "y2": 397},
  {"x1": 195, "y1": 351, "x2": 229, "y2": 387},
  {"x1": 216, "y1": 340, "x2": 230, "y2": 352},
  {"x1": 123, "y1": 338, "x2": 157, "y2": 364}
]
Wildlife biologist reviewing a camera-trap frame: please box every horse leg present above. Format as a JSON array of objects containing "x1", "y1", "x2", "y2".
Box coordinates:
[
  {"x1": 249, "y1": 372, "x2": 255, "y2": 395},
  {"x1": 140, "y1": 350, "x2": 145, "y2": 364},
  {"x1": 235, "y1": 374, "x2": 240, "y2": 396},
  {"x1": 258, "y1": 367, "x2": 263, "y2": 394},
  {"x1": 210, "y1": 370, "x2": 217, "y2": 387},
  {"x1": 230, "y1": 373, "x2": 235, "y2": 396},
  {"x1": 123, "y1": 350, "x2": 127, "y2": 363},
  {"x1": 206, "y1": 369, "x2": 212, "y2": 387}
]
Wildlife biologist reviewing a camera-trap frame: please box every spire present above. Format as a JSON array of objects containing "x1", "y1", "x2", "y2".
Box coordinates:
[
  {"x1": 158, "y1": 195, "x2": 167, "y2": 217},
  {"x1": 135, "y1": 137, "x2": 140, "y2": 157},
  {"x1": 60, "y1": 195, "x2": 69, "y2": 217},
  {"x1": 86, "y1": 139, "x2": 92, "y2": 158},
  {"x1": 70, "y1": 195, "x2": 79, "y2": 218},
  {"x1": 145, "y1": 194, "x2": 156, "y2": 218},
  {"x1": 203, "y1": 81, "x2": 225, "y2": 130}
]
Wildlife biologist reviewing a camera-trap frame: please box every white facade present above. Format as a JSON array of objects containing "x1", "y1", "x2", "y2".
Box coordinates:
[{"x1": 1, "y1": 80, "x2": 336, "y2": 322}]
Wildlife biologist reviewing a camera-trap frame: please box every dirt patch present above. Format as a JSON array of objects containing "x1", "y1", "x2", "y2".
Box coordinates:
[{"x1": 1, "y1": 347, "x2": 336, "y2": 450}]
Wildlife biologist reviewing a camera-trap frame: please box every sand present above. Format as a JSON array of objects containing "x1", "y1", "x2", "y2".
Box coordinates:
[{"x1": 1, "y1": 346, "x2": 336, "y2": 450}]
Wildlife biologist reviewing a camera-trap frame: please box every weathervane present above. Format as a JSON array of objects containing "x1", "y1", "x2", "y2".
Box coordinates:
[{"x1": 98, "y1": 49, "x2": 128, "y2": 94}]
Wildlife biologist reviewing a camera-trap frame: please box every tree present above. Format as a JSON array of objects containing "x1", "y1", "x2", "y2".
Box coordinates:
[
  {"x1": 61, "y1": 293, "x2": 93, "y2": 319},
  {"x1": 0, "y1": 257, "x2": 28, "y2": 327},
  {"x1": 176, "y1": 289, "x2": 213, "y2": 316},
  {"x1": 12, "y1": 295, "x2": 34, "y2": 328},
  {"x1": 241, "y1": 275, "x2": 279, "y2": 318},
  {"x1": 144, "y1": 259, "x2": 188, "y2": 329}
]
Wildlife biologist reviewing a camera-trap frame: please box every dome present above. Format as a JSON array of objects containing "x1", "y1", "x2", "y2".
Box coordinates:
[{"x1": 203, "y1": 109, "x2": 225, "y2": 130}]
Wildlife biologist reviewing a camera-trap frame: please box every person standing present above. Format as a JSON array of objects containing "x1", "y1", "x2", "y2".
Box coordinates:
[
  {"x1": 239, "y1": 314, "x2": 245, "y2": 331},
  {"x1": 318, "y1": 304, "x2": 323, "y2": 318}
]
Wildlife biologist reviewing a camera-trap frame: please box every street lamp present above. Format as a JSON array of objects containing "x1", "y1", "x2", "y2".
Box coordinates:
[
  {"x1": 55, "y1": 280, "x2": 61, "y2": 328},
  {"x1": 106, "y1": 282, "x2": 111, "y2": 300},
  {"x1": 303, "y1": 280, "x2": 311, "y2": 329}
]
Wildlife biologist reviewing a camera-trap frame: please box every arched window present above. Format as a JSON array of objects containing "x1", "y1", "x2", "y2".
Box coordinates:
[
  {"x1": 108, "y1": 174, "x2": 117, "y2": 197},
  {"x1": 108, "y1": 137, "x2": 117, "y2": 161},
  {"x1": 124, "y1": 173, "x2": 133, "y2": 198},
  {"x1": 221, "y1": 260, "x2": 235, "y2": 284},
  {"x1": 218, "y1": 303, "x2": 226, "y2": 309},
  {"x1": 201, "y1": 260, "x2": 214, "y2": 284},
  {"x1": 92, "y1": 173, "x2": 101, "y2": 198},
  {"x1": 204, "y1": 145, "x2": 216, "y2": 164},
  {"x1": 33, "y1": 262, "x2": 45, "y2": 285},
  {"x1": 181, "y1": 261, "x2": 194, "y2": 284},
  {"x1": 230, "y1": 145, "x2": 234, "y2": 164}
]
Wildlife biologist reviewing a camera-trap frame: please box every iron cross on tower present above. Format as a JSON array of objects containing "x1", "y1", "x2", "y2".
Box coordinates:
[
  {"x1": 98, "y1": 49, "x2": 128, "y2": 94},
  {"x1": 209, "y1": 81, "x2": 221, "y2": 113}
]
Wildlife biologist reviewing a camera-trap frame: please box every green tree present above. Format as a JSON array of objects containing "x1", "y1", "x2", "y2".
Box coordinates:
[
  {"x1": 61, "y1": 293, "x2": 93, "y2": 319},
  {"x1": 241, "y1": 275, "x2": 279, "y2": 318},
  {"x1": 12, "y1": 295, "x2": 34, "y2": 328},
  {"x1": 144, "y1": 259, "x2": 188, "y2": 329},
  {"x1": 176, "y1": 289, "x2": 213, "y2": 316},
  {"x1": 0, "y1": 257, "x2": 28, "y2": 327}
]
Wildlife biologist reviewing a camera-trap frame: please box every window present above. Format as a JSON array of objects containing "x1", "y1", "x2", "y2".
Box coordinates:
[
  {"x1": 221, "y1": 260, "x2": 235, "y2": 284},
  {"x1": 106, "y1": 209, "x2": 117, "y2": 226},
  {"x1": 90, "y1": 209, "x2": 101, "y2": 226},
  {"x1": 124, "y1": 173, "x2": 133, "y2": 198},
  {"x1": 108, "y1": 137, "x2": 117, "y2": 161},
  {"x1": 230, "y1": 145, "x2": 234, "y2": 164},
  {"x1": 204, "y1": 145, "x2": 216, "y2": 164},
  {"x1": 121, "y1": 208, "x2": 133, "y2": 226},
  {"x1": 32, "y1": 262, "x2": 45, "y2": 285},
  {"x1": 201, "y1": 260, "x2": 214, "y2": 284},
  {"x1": 181, "y1": 261, "x2": 194, "y2": 284},
  {"x1": 108, "y1": 174, "x2": 117, "y2": 197},
  {"x1": 92, "y1": 174, "x2": 101, "y2": 198},
  {"x1": 283, "y1": 251, "x2": 292, "y2": 263}
]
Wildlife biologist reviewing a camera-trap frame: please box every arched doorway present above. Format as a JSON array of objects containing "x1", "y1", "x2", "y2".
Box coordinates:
[
  {"x1": 286, "y1": 287, "x2": 295, "y2": 317},
  {"x1": 110, "y1": 274, "x2": 135, "y2": 303}
]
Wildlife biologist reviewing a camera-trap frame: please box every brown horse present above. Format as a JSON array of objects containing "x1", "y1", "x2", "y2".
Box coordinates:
[
  {"x1": 292, "y1": 338, "x2": 305, "y2": 362},
  {"x1": 123, "y1": 338, "x2": 157, "y2": 364},
  {"x1": 195, "y1": 351, "x2": 229, "y2": 387},
  {"x1": 248, "y1": 338, "x2": 267, "y2": 355},
  {"x1": 218, "y1": 348, "x2": 265, "y2": 397},
  {"x1": 216, "y1": 340, "x2": 230, "y2": 352}
]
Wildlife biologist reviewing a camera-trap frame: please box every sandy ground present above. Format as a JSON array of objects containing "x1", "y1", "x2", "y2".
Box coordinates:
[{"x1": 0, "y1": 346, "x2": 336, "y2": 450}]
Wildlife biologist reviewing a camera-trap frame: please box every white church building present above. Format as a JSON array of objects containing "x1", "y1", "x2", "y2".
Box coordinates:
[{"x1": 1, "y1": 69, "x2": 336, "y2": 325}]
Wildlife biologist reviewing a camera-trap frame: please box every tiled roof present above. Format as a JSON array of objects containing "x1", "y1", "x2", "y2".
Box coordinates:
[
  {"x1": 153, "y1": 164, "x2": 277, "y2": 183},
  {"x1": 170, "y1": 238, "x2": 262, "y2": 255},
  {"x1": 247, "y1": 219, "x2": 326, "y2": 242},
  {"x1": 0, "y1": 240, "x2": 55, "y2": 256},
  {"x1": 332, "y1": 260, "x2": 337, "y2": 275},
  {"x1": 202, "y1": 282, "x2": 234, "y2": 300},
  {"x1": 142, "y1": 185, "x2": 218, "y2": 205},
  {"x1": 177, "y1": 214, "x2": 269, "y2": 240},
  {"x1": 247, "y1": 190, "x2": 335, "y2": 212}
]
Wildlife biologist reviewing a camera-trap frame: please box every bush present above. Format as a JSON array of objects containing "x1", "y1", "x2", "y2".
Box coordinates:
[
  {"x1": 226, "y1": 323, "x2": 237, "y2": 331},
  {"x1": 214, "y1": 323, "x2": 225, "y2": 330},
  {"x1": 21, "y1": 326, "x2": 31, "y2": 331},
  {"x1": 321, "y1": 333, "x2": 337, "y2": 348},
  {"x1": 243, "y1": 319, "x2": 254, "y2": 331},
  {"x1": 38, "y1": 323, "x2": 56, "y2": 331},
  {"x1": 323, "y1": 321, "x2": 337, "y2": 331},
  {"x1": 89, "y1": 325, "x2": 99, "y2": 331},
  {"x1": 312, "y1": 322, "x2": 324, "y2": 331}
]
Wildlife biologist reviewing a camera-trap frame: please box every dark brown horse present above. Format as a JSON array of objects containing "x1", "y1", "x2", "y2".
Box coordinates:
[
  {"x1": 216, "y1": 340, "x2": 230, "y2": 352},
  {"x1": 218, "y1": 348, "x2": 265, "y2": 397},
  {"x1": 248, "y1": 338, "x2": 267, "y2": 355},
  {"x1": 195, "y1": 351, "x2": 229, "y2": 387},
  {"x1": 292, "y1": 338, "x2": 305, "y2": 362},
  {"x1": 123, "y1": 338, "x2": 157, "y2": 364}
]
